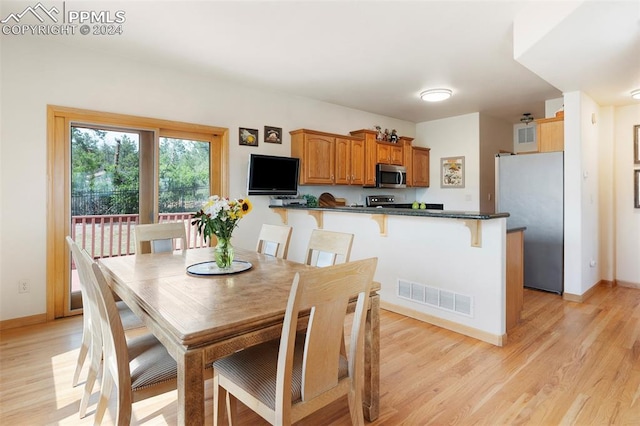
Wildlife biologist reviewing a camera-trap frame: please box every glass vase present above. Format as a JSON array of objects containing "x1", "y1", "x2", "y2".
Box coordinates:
[{"x1": 214, "y1": 236, "x2": 234, "y2": 269}]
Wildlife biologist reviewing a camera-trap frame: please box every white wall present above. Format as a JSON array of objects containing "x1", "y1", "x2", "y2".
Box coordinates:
[
  {"x1": 614, "y1": 104, "x2": 640, "y2": 285},
  {"x1": 598, "y1": 106, "x2": 615, "y2": 282},
  {"x1": 0, "y1": 37, "x2": 415, "y2": 321},
  {"x1": 414, "y1": 113, "x2": 480, "y2": 211}
]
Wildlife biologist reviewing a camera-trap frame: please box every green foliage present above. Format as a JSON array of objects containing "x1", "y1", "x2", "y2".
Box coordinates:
[{"x1": 71, "y1": 130, "x2": 212, "y2": 215}]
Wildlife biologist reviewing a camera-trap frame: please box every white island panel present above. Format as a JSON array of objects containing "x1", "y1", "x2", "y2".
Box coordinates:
[{"x1": 280, "y1": 209, "x2": 507, "y2": 345}]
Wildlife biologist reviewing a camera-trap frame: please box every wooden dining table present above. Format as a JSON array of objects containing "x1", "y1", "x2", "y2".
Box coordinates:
[{"x1": 99, "y1": 247, "x2": 380, "y2": 425}]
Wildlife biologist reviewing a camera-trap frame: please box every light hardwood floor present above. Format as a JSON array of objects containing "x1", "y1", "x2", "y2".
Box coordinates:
[{"x1": 1, "y1": 286, "x2": 639, "y2": 425}]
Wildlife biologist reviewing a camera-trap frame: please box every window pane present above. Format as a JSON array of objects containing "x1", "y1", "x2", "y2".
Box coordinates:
[{"x1": 159, "y1": 137, "x2": 211, "y2": 214}]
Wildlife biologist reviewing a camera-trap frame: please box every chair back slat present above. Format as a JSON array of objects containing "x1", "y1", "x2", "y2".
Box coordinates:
[
  {"x1": 256, "y1": 224, "x2": 293, "y2": 259},
  {"x1": 304, "y1": 229, "x2": 354, "y2": 267},
  {"x1": 135, "y1": 222, "x2": 188, "y2": 254}
]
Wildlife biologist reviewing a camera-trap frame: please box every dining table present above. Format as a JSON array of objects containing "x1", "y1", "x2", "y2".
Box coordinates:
[{"x1": 98, "y1": 247, "x2": 380, "y2": 425}]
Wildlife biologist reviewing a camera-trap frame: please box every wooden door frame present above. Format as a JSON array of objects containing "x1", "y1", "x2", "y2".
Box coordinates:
[{"x1": 46, "y1": 105, "x2": 228, "y2": 320}]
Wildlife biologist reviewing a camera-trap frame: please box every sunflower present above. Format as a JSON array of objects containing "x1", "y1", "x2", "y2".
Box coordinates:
[{"x1": 240, "y1": 198, "x2": 252, "y2": 216}]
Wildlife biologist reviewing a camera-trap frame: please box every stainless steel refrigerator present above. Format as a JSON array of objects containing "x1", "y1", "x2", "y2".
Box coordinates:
[{"x1": 495, "y1": 152, "x2": 564, "y2": 294}]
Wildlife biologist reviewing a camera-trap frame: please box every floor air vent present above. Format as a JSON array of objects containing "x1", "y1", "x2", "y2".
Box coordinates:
[{"x1": 398, "y1": 279, "x2": 473, "y2": 317}]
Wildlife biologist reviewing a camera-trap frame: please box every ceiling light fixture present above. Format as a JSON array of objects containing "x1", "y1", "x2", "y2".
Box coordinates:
[
  {"x1": 420, "y1": 89, "x2": 452, "y2": 102},
  {"x1": 520, "y1": 113, "x2": 534, "y2": 125},
  {"x1": 632, "y1": 89, "x2": 640, "y2": 100}
]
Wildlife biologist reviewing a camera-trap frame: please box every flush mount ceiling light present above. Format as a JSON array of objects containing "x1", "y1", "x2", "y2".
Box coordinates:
[
  {"x1": 520, "y1": 113, "x2": 534, "y2": 125},
  {"x1": 632, "y1": 89, "x2": 640, "y2": 100},
  {"x1": 420, "y1": 88, "x2": 452, "y2": 102}
]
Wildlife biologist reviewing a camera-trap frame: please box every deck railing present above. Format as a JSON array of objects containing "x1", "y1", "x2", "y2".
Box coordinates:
[{"x1": 71, "y1": 213, "x2": 208, "y2": 259}]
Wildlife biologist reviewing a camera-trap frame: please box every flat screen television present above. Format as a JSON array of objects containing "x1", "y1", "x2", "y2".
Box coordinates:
[{"x1": 247, "y1": 154, "x2": 300, "y2": 196}]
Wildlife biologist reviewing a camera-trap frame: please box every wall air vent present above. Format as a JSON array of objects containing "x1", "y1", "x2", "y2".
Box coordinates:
[{"x1": 397, "y1": 279, "x2": 473, "y2": 317}]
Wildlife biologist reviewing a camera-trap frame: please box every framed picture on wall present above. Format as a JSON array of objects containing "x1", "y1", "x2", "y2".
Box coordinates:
[
  {"x1": 634, "y1": 124, "x2": 640, "y2": 164},
  {"x1": 239, "y1": 128, "x2": 259, "y2": 146},
  {"x1": 440, "y1": 156, "x2": 465, "y2": 188},
  {"x1": 264, "y1": 126, "x2": 282, "y2": 144},
  {"x1": 635, "y1": 170, "x2": 640, "y2": 209}
]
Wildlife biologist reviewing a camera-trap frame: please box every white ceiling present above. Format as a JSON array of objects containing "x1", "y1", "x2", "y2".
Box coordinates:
[{"x1": 4, "y1": 0, "x2": 639, "y2": 124}]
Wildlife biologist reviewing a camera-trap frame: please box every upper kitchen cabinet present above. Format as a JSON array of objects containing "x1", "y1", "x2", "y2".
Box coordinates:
[
  {"x1": 400, "y1": 136, "x2": 430, "y2": 188},
  {"x1": 290, "y1": 129, "x2": 364, "y2": 186},
  {"x1": 349, "y1": 129, "x2": 378, "y2": 186},
  {"x1": 376, "y1": 141, "x2": 404, "y2": 165},
  {"x1": 536, "y1": 114, "x2": 564, "y2": 152},
  {"x1": 291, "y1": 130, "x2": 335, "y2": 184},
  {"x1": 411, "y1": 146, "x2": 431, "y2": 187},
  {"x1": 335, "y1": 137, "x2": 365, "y2": 185}
]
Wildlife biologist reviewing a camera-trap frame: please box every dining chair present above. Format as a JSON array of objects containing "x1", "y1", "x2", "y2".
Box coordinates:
[
  {"x1": 134, "y1": 221, "x2": 188, "y2": 254},
  {"x1": 304, "y1": 229, "x2": 354, "y2": 267},
  {"x1": 212, "y1": 257, "x2": 377, "y2": 426},
  {"x1": 255, "y1": 224, "x2": 293, "y2": 259},
  {"x1": 65, "y1": 237, "x2": 143, "y2": 396},
  {"x1": 89, "y1": 260, "x2": 183, "y2": 425}
]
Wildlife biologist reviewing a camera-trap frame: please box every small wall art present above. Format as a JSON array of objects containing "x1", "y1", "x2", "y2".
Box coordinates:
[
  {"x1": 264, "y1": 126, "x2": 282, "y2": 144},
  {"x1": 440, "y1": 156, "x2": 465, "y2": 188},
  {"x1": 239, "y1": 128, "x2": 258, "y2": 146}
]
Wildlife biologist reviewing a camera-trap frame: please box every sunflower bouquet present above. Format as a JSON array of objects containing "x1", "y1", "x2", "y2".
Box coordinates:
[
  {"x1": 192, "y1": 195, "x2": 252, "y2": 243},
  {"x1": 192, "y1": 196, "x2": 252, "y2": 268}
]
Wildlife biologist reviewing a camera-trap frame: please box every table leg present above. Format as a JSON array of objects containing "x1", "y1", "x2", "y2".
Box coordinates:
[
  {"x1": 177, "y1": 350, "x2": 205, "y2": 425},
  {"x1": 363, "y1": 294, "x2": 380, "y2": 421}
]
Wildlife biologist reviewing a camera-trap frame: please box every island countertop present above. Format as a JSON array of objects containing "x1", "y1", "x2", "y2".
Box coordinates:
[{"x1": 270, "y1": 205, "x2": 509, "y2": 220}]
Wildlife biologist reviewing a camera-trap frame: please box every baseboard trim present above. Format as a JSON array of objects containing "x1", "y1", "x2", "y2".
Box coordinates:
[
  {"x1": 615, "y1": 279, "x2": 640, "y2": 289},
  {"x1": 563, "y1": 280, "x2": 617, "y2": 303},
  {"x1": 380, "y1": 301, "x2": 506, "y2": 347},
  {"x1": 0, "y1": 313, "x2": 47, "y2": 331}
]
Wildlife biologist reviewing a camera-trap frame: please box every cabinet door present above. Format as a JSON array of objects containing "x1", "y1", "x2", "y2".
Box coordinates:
[
  {"x1": 537, "y1": 119, "x2": 564, "y2": 152},
  {"x1": 350, "y1": 138, "x2": 365, "y2": 185},
  {"x1": 303, "y1": 134, "x2": 335, "y2": 184},
  {"x1": 334, "y1": 138, "x2": 351, "y2": 185},
  {"x1": 412, "y1": 148, "x2": 430, "y2": 187},
  {"x1": 390, "y1": 145, "x2": 404, "y2": 165},
  {"x1": 364, "y1": 136, "x2": 377, "y2": 186},
  {"x1": 377, "y1": 144, "x2": 391, "y2": 164}
]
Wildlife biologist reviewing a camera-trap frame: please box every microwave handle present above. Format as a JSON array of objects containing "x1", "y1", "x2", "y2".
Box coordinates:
[{"x1": 397, "y1": 170, "x2": 402, "y2": 184}]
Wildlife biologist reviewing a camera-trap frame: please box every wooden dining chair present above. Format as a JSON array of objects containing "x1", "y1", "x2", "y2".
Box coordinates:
[
  {"x1": 65, "y1": 237, "x2": 143, "y2": 414},
  {"x1": 212, "y1": 257, "x2": 377, "y2": 426},
  {"x1": 89, "y1": 260, "x2": 182, "y2": 425},
  {"x1": 304, "y1": 229, "x2": 354, "y2": 267},
  {"x1": 255, "y1": 224, "x2": 293, "y2": 259},
  {"x1": 134, "y1": 221, "x2": 187, "y2": 254}
]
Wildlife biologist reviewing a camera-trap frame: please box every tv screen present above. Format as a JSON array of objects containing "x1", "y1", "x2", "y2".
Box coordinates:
[{"x1": 247, "y1": 154, "x2": 300, "y2": 196}]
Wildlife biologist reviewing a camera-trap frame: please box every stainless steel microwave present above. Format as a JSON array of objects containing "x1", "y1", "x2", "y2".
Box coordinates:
[{"x1": 376, "y1": 164, "x2": 407, "y2": 188}]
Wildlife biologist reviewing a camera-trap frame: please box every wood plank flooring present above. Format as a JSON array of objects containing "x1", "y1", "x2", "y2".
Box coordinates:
[{"x1": 1, "y1": 285, "x2": 639, "y2": 425}]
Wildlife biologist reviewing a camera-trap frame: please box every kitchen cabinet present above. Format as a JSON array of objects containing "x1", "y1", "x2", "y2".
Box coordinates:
[
  {"x1": 411, "y1": 146, "x2": 430, "y2": 187},
  {"x1": 506, "y1": 228, "x2": 524, "y2": 332},
  {"x1": 536, "y1": 115, "x2": 564, "y2": 152},
  {"x1": 349, "y1": 129, "x2": 378, "y2": 186},
  {"x1": 290, "y1": 129, "x2": 364, "y2": 186},
  {"x1": 335, "y1": 137, "x2": 365, "y2": 185},
  {"x1": 377, "y1": 141, "x2": 403, "y2": 165}
]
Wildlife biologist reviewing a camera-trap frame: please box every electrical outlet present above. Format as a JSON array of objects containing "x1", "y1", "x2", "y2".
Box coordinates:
[{"x1": 18, "y1": 280, "x2": 29, "y2": 294}]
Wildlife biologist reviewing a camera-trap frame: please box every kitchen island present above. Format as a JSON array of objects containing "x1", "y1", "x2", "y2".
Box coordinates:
[{"x1": 269, "y1": 205, "x2": 515, "y2": 346}]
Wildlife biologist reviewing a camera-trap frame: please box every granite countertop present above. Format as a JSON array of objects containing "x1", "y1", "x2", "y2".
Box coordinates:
[{"x1": 270, "y1": 205, "x2": 509, "y2": 220}]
